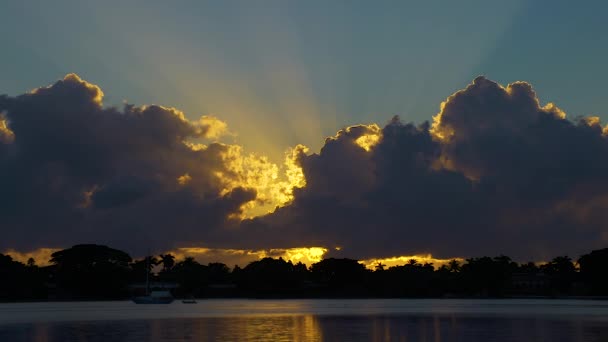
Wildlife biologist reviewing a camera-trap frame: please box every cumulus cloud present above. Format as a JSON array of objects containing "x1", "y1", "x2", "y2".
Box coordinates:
[
  {"x1": 241, "y1": 77, "x2": 608, "y2": 261},
  {"x1": 240, "y1": 119, "x2": 481, "y2": 258},
  {"x1": 0, "y1": 74, "x2": 287, "y2": 254},
  {"x1": 2, "y1": 74, "x2": 608, "y2": 261},
  {"x1": 194, "y1": 115, "x2": 229, "y2": 140}
]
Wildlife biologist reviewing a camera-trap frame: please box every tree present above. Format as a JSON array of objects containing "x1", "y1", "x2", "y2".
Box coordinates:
[
  {"x1": 239, "y1": 257, "x2": 302, "y2": 294},
  {"x1": 50, "y1": 244, "x2": 132, "y2": 299},
  {"x1": 540, "y1": 256, "x2": 577, "y2": 294},
  {"x1": 448, "y1": 259, "x2": 461, "y2": 273},
  {"x1": 578, "y1": 248, "x2": 608, "y2": 295},
  {"x1": 310, "y1": 258, "x2": 369, "y2": 295},
  {"x1": 207, "y1": 262, "x2": 230, "y2": 283},
  {"x1": 159, "y1": 254, "x2": 175, "y2": 272},
  {"x1": 130, "y1": 255, "x2": 160, "y2": 288},
  {"x1": 460, "y1": 256, "x2": 517, "y2": 296},
  {"x1": 4, "y1": 254, "x2": 48, "y2": 299},
  {"x1": 171, "y1": 257, "x2": 208, "y2": 296},
  {"x1": 519, "y1": 262, "x2": 539, "y2": 273}
]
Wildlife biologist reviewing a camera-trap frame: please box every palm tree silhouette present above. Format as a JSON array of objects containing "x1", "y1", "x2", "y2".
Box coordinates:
[
  {"x1": 159, "y1": 254, "x2": 175, "y2": 272},
  {"x1": 448, "y1": 259, "x2": 461, "y2": 273}
]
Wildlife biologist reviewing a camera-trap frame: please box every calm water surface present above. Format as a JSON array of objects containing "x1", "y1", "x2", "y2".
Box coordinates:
[{"x1": 0, "y1": 299, "x2": 607, "y2": 341}]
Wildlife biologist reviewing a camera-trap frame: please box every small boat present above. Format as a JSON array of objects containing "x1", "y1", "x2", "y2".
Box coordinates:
[{"x1": 133, "y1": 290, "x2": 174, "y2": 304}]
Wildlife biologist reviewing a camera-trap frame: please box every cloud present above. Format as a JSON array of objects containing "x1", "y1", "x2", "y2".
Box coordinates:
[
  {"x1": 2, "y1": 75, "x2": 608, "y2": 261},
  {"x1": 0, "y1": 113, "x2": 15, "y2": 144},
  {"x1": 0, "y1": 74, "x2": 291, "y2": 254},
  {"x1": 167, "y1": 246, "x2": 328, "y2": 268},
  {"x1": 241, "y1": 77, "x2": 608, "y2": 261},
  {"x1": 194, "y1": 115, "x2": 230, "y2": 140},
  {"x1": 240, "y1": 118, "x2": 481, "y2": 258}
]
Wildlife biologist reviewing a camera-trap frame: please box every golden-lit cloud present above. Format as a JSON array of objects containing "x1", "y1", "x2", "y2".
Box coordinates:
[
  {"x1": 325, "y1": 124, "x2": 382, "y2": 152},
  {"x1": 430, "y1": 101, "x2": 453, "y2": 142},
  {"x1": 0, "y1": 115, "x2": 14, "y2": 143},
  {"x1": 579, "y1": 115, "x2": 608, "y2": 138},
  {"x1": 30, "y1": 73, "x2": 105, "y2": 106},
  {"x1": 4, "y1": 248, "x2": 61, "y2": 266},
  {"x1": 211, "y1": 143, "x2": 309, "y2": 218},
  {"x1": 177, "y1": 173, "x2": 192, "y2": 186},
  {"x1": 354, "y1": 124, "x2": 382, "y2": 152},
  {"x1": 430, "y1": 78, "x2": 567, "y2": 143},
  {"x1": 5, "y1": 246, "x2": 328, "y2": 268},
  {"x1": 4, "y1": 74, "x2": 608, "y2": 263},
  {"x1": 275, "y1": 144, "x2": 309, "y2": 204},
  {"x1": 168, "y1": 246, "x2": 328, "y2": 267},
  {"x1": 360, "y1": 254, "x2": 465, "y2": 270},
  {"x1": 264, "y1": 247, "x2": 327, "y2": 265},
  {"x1": 64, "y1": 73, "x2": 105, "y2": 106},
  {"x1": 194, "y1": 115, "x2": 229, "y2": 140},
  {"x1": 542, "y1": 102, "x2": 566, "y2": 120}
]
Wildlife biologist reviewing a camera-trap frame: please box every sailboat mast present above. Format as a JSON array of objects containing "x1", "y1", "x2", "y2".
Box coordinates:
[{"x1": 145, "y1": 255, "x2": 149, "y2": 296}]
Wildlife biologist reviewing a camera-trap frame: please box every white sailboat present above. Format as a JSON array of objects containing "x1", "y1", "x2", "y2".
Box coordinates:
[
  {"x1": 132, "y1": 256, "x2": 174, "y2": 304},
  {"x1": 132, "y1": 290, "x2": 174, "y2": 304}
]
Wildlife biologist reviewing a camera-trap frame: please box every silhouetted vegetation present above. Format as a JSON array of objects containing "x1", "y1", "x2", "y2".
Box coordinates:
[
  {"x1": 50, "y1": 244, "x2": 132, "y2": 299},
  {"x1": 2, "y1": 244, "x2": 608, "y2": 301},
  {"x1": 0, "y1": 254, "x2": 47, "y2": 301}
]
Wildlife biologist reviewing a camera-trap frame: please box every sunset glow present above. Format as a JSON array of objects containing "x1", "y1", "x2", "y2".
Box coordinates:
[
  {"x1": 2, "y1": 1, "x2": 608, "y2": 269},
  {"x1": 360, "y1": 254, "x2": 465, "y2": 270},
  {"x1": 168, "y1": 246, "x2": 328, "y2": 267},
  {"x1": 3, "y1": 2, "x2": 608, "y2": 340},
  {"x1": 5, "y1": 247, "x2": 465, "y2": 271}
]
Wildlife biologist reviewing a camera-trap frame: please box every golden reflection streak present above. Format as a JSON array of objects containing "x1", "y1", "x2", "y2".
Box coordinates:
[
  {"x1": 237, "y1": 315, "x2": 322, "y2": 341},
  {"x1": 293, "y1": 315, "x2": 322, "y2": 342}
]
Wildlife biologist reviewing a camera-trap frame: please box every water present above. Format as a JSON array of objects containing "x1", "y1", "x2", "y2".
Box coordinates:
[{"x1": 1, "y1": 299, "x2": 607, "y2": 341}]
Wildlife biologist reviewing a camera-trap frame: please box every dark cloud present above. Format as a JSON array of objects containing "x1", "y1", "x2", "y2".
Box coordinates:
[
  {"x1": 0, "y1": 74, "x2": 255, "y2": 253},
  {"x1": 242, "y1": 77, "x2": 608, "y2": 261},
  {"x1": 241, "y1": 119, "x2": 486, "y2": 259},
  {"x1": 2, "y1": 74, "x2": 608, "y2": 261}
]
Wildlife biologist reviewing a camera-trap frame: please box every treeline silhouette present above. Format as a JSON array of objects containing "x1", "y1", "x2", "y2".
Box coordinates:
[{"x1": 1, "y1": 244, "x2": 608, "y2": 301}]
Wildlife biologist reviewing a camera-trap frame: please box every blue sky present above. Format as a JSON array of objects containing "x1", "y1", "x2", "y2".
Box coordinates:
[{"x1": 2, "y1": 1, "x2": 607, "y2": 161}]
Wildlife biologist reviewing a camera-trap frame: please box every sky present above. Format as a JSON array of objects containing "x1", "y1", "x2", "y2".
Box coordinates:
[
  {"x1": 1, "y1": 1, "x2": 608, "y2": 265},
  {"x1": 3, "y1": 1, "x2": 608, "y2": 159}
]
